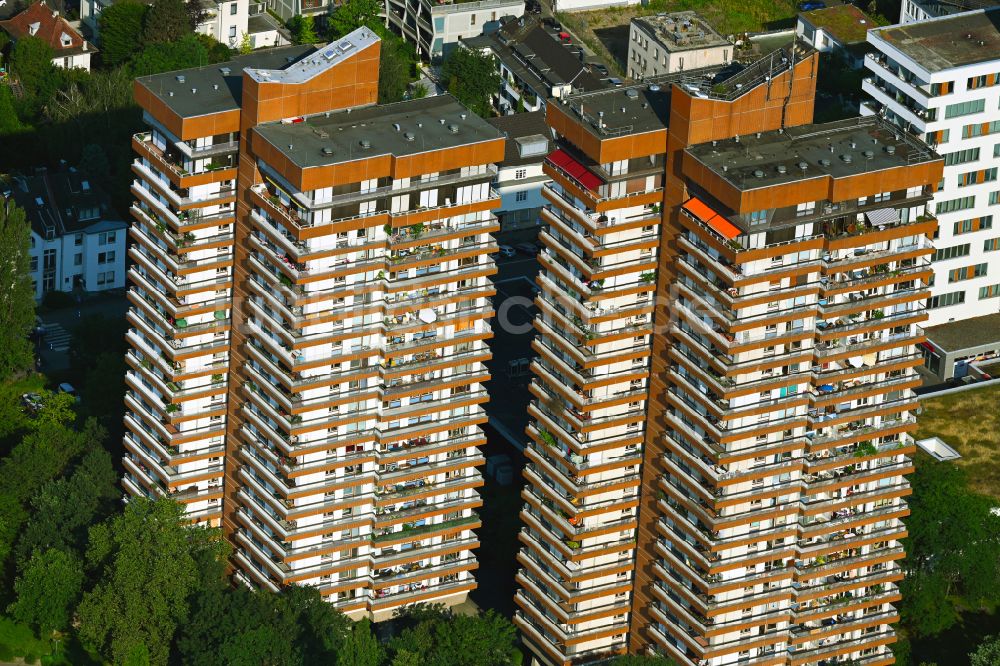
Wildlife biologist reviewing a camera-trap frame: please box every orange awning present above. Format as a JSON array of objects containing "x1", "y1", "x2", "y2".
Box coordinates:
[{"x1": 681, "y1": 197, "x2": 742, "y2": 241}]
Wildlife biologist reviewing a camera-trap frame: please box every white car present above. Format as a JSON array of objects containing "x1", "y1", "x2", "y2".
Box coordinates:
[{"x1": 498, "y1": 245, "x2": 516, "y2": 258}]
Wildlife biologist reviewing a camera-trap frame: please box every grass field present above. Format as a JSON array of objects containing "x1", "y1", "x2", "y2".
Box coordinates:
[{"x1": 914, "y1": 383, "x2": 1000, "y2": 500}]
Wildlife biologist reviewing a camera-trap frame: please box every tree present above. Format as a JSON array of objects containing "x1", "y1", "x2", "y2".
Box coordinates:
[
  {"x1": 98, "y1": 0, "x2": 147, "y2": 66},
  {"x1": 130, "y1": 33, "x2": 210, "y2": 76},
  {"x1": 337, "y1": 618, "x2": 384, "y2": 666},
  {"x1": 184, "y1": 0, "x2": 209, "y2": 30},
  {"x1": 0, "y1": 200, "x2": 34, "y2": 381},
  {"x1": 77, "y1": 497, "x2": 229, "y2": 666},
  {"x1": 440, "y1": 48, "x2": 501, "y2": 118},
  {"x1": 368, "y1": 24, "x2": 417, "y2": 104},
  {"x1": 610, "y1": 657, "x2": 678, "y2": 666},
  {"x1": 287, "y1": 14, "x2": 318, "y2": 45},
  {"x1": 238, "y1": 31, "x2": 252, "y2": 55},
  {"x1": 970, "y1": 635, "x2": 1000, "y2": 666},
  {"x1": 388, "y1": 607, "x2": 520, "y2": 666},
  {"x1": 9, "y1": 35, "x2": 57, "y2": 104},
  {"x1": 8, "y1": 548, "x2": 85, "y2": 634},
  {"x1": 142, "y1": 0, "x2": 191, "y2": 45},
  {"x1": 0, "y1": 85, "x2": 26, "y2": 135},
  {"x1": 15, "y1": 448, "x2": 118, "y2": 564},
  {"x1": 327, "y1": 0, "x2": 381, "y2": 39}
]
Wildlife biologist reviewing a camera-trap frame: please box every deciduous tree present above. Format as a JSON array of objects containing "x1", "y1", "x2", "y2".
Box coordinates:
[
  {"x1": 287, "y1": 14, "x2": 318, "y2": 45},
  {"x1": 337, "y1": 618, "x2": 384, "y2": 666},
  {"x1": 98, "y1": 0, "x2": 147, "y2": 65},
  {"x1": 77, "y1": 497, "x2": 229, "y2": 666},
  {"x1": 970, "y1": 635, "x2": 1000, "y2": 666},
  {"x1": 8, "y1": 548, "x2": 84, "y2": 633},
  {"x1": 326, "y1": 0, "x2": 381, "y2": 39},
  {"x1": 440, "y1": 48, "x2": 500, "y2": 118},
  {"x1": 0, "y1": 200, "x2": 34, "y2": 381},
  {"x1": 142, "y1": 0, "x2": 191, "y2": 45}
]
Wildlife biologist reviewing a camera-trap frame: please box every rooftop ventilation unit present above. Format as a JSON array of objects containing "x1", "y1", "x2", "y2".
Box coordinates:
[
  {"x1": 393, "y1": 123, "x2": 401, "y2": 132},
  {"x1": 176, "y1": 75, "x2": 185, "y2": 83},
  {"x1": 885, "y1": 145, "x2": 896, "y2": 155},
  {"x1": 648, "y1": 84, "x2": 660, "y2": 92},
  {"x1": 404, "y1": 132, "x2": 415, "y2": 141},
  {"x1": 447, "y1": 124, "x2": 459, "y2": 133},
  {"x1": 776, "y1": 164, "x2": 787, "y2": 174},
  {"x1": 359, "y1": 139, "x2": 371, "y2": 149},
  {"x1": 798, "y1": 161, "x2": 808, "y2": 170},
  {"x1": 322, "y1": 147, "x2": 334, "y2": 155},
  {"x1": 841, "y1": 154, "x2": 852, "y2": 163},
  {"x1": 753, "y1": 169, "x2": 764, "y2": 178},
  {"x1": 863, "y1": 150, "x2": 874, "y2": 159},
  {"x1": 819, "y1": 158, "x2": 831, "y2": 167},
  {"x1": 219, "y1": 67, "x2": 231, "y2": 75},
  {"x1": 625, "y1": 88, "x2": 639, "y2": 99}
]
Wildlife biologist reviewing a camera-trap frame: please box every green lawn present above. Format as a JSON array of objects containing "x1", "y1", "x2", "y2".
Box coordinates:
[
  {"x1": 915, "y1": 383, "x2": 1000, "y2": 500},
  {"x1": 0, "y1": 618, "x2": 100, "y2": 666}
]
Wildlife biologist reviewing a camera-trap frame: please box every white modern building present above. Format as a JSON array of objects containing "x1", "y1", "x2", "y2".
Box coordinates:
[
  {"x1": 627, "y1": 12, "x2": 731, "y2": 80},
  {"x1": 193, "y1": 0, "x2": 249, "y2": 49},
  {"x1": 386, "y1": 0, "x2": 525, "y2": 60},
  {"x1": 486, "y1": 111, "x2": 550, "y2": 233},
  {"x1": 795, "y1": 4, "x2": 875, "y2": 69},
  {"x1": 8, "y1": 169, "x2": 127, "y2": 300},
  {"x1": 862, "y1": 8, "x2": 1000, "y2": 379},
  {"x1": 899, "y1": 0, "x2": 995, "y2": 24}
]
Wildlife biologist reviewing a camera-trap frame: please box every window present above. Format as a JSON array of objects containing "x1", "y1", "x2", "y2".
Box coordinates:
[
  {"x1": 746, "y1": 210, "x2": 767, "y2": 225},
  {"x1": 932, "y1": 243, "x2": 970, "y2": 261},
  {"x1": 958, "y1": 168, "x2": 999, "y2": 187},
  {"x1": 980, "y1": 284, "x2": 1000, "y2": 299},
  {"x1": 230, "y1": 2, "x2": 237, "y2": 13},
  {"x1": 795, "y1": 201, "x2": 815, "y2": 217},
  {"x1": 992, "y1": 191, "x2": 1000, "y2": 206},
  {"x1": 96, "y1": 271, "x2": 115, "y2": 286},
  {"x1": 229, "y1": 25, "x2": 237, "y2": 38},
  {"x1": 515, "y1": 191, "x2": 527, "y2": 202},
  {"x1": 948, "y1": 263, "x2": 988, "y2": 282},
  {"x1": 962, "y1": 120, "x2": 1000, "y2": 139},
  {"x1": 470, "y1": 13, "x2": 476, "y2": 25},
  {"x1": 73, "y1": 253, "x2": 83, "y2": 266},
  {"x1": 30, "y1": 256, "x2": 37, "y2": 272},
  {"x1": 937, "y1": 196, "x2": 976, "y2": 214},
  {"x1": 514, "y1": 168, "x2": 526, "y2": 179},
  {"x1": 943, "y1": 147, "x2": 980, "y2": 166},
  {"x1": 98, "y1": 251, "x2": 116, "y2": 264},
  {"x1": 953, "y1": 215, "x2": 992, "y2": 234},
  {"x1": 75, "y1": 234, "x2": 83, "y2": 246},
  {"x1": 985, "y1": 237, "x2": 1000, "y2": 252},
  {"x1": 927, "y1": 291, "x2": 965, "y2": 308},
  {"x1": 945, "y1": 98, "x2": 985, "y2": 118},
  {"x1": 967, "y1": 73, "x2": 999, "y2": 89},
  {"x1": 98, "y1": 231, "x2": 116, "y2": 245}
]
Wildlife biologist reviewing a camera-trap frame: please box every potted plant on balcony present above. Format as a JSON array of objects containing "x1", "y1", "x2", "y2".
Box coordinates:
[
  {"x1": 640, "y1": 271, "x2": 656, "y2": 284},
  {"x1": 410, "y1": 222, "x2": 424, "y2": 239},
  {"x1": 164, "y1": 403, "x2": 180, "y2": 414}
]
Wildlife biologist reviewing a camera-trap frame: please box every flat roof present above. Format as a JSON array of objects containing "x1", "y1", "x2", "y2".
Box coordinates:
[
  {"x1": 252, "y1": 94, "x2": 504, "y2": 169},
  {"x1": 135, "y1": 45, "x2": 315, "y2": 118},
  {"x1": 684, "y1": 116, "x2": 938, "y2": 191},
  {"x1": 632, "y1": 11, "x2": 730, "y2": 53},
  {"x1": 487, "y1": 111, "x2": 550, "y2": 166},
  {"x1": 246, "y1": 27, "x2": 379, "y2": 84},
  {"x1": 799, "y1": 4, "x2": 876, "y2": 45},
  {"x1": 925, "y1": 312, "x2": 1000, "y2": 353},
  {"x1": 870, "y1": 8, "x2": 1000, "y2": 72}
]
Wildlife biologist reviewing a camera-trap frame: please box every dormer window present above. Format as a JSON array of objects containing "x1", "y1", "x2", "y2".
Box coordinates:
[
  {"x1": 60, "y1": 32, "x2": 72, "y2": 47},
  {"x1": 28, "y1": 21, "x2": 40, "y2": 36}
]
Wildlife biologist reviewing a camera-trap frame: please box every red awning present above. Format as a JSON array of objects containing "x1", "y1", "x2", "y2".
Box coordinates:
[
  {"x1": 547, "y1": 149, "x2": 603, "y2": 192},
  {"x1": 682, "y1": 196, "x2": 741, "y2": 241}
]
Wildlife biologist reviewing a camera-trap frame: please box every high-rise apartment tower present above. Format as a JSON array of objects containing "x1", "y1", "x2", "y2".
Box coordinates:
[
  {"x1": 517, "y1": 40, "x2": 943, "y2": 666},
  {"x1": 122, "y1": 27, "x2": 504, "y2": 619}
]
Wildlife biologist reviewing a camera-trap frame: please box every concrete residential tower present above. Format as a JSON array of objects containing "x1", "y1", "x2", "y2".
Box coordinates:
[
  {"x1": 122, "y1": 28, "x2": 504, "y2": 618},
  {"x1": 516, "y1": 40, "x2": 943, "y2": 666}
]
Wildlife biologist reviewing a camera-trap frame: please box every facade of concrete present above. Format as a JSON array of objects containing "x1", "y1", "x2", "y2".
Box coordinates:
[
  {"x1": 627, "y1": 12, "x2": 731, "y2": 80},
  {"x1": 123, "y1": 29, "x2": 504, "y2": 619},
  {"x1": 487, "y1": 112, "x2": 550, "y2": 233}
]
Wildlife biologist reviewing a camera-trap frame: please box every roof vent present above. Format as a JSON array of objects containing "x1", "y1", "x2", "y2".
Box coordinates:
[
  {"x1": 359, "y1": 139, "x2": 371, "y2": 149},
  {"x1": 168, "y1": 91, "x2": 174, "y2": 97},
  {"x1": 648, "y1": 84, "x2": 660, "y2": 92},
  {"x1": 191, "y1": 88, "x2": 197, "y2": 94},
  {"x1": 798, "y1": 161, "x2": 808, "y2": 170},
  {"x1": 850, "y1": 141, "x2": 857, "y2": 149},
  {"x1": 213, "y1": 84, "x2": 219, "y2": 90},
  {"x1": 841, "y1": 154, "x2": 853, "y2": 163},
  {"x1": 393, "y1": 123, "x2": 401, "y2": 132},
  {"x1": 404, "y1": 132, "x2": 415, "y2": 141},
  {"x1": 863, "y1": 150, "x2": 874, "y2": 159},
  {"x1": 447, "y1": 124, "x2": 459, "y2": 133},
  {"x1": 439, "y1": 118, "x2": 446, "y2": 124},
  {"x1": 176, "y1": 75, "x2": 185, "y2": 83},
  {"x1": 322, "y1": 147, "x2": 334, "y2": 155},
  {"x1": 819, "y1": 158, "x2": 831, "y2": 167},
  {"x1": 625, "y1": 88, "x2": 639, "y2": 99},
  {"x1": 753, "y1": 169, "x2": 764, "y2": 178},
  {"x1": 220, "y1": 67, "x2": 231, "y2": 75},
  {"x1": 776, "y1": 164, "x2": 787, "y2": 174},
  {"x1": 885, "y1": 145, "x2": 896, "y2": 155},
  {"x1": 460, "y1": 113, "x2": 467, "y2": 120}
]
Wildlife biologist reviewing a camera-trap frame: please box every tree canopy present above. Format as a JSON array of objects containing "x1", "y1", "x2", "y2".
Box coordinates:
[
  {"x1": 287, "y1": 14, "x2": 319, "y2": 45},
  {"x1": 0, "y1": 201, "x2": 35, "y2": 382},
  {"x1": 142, "y1": 0, "x2": 191, "y2": 44},
  {"x1": 8, "y1": 548, "x2": 85, "y2": 634},
  {"x1": 440, "y1": 48, "x2": 500, "y2": 118},
  {"x1": 98, "y1": 0, "x2": 148, "y2": 66},
  {"x1": 327, "y1": 0, "x2": 381, "y2": 39},
  {"x1": 970, "y1": 635, "x2": 1000, "y2": 666}
]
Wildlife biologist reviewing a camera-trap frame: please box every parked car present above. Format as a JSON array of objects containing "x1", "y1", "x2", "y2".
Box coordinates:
[
  {"x1": 590, "y1": 62, "x2": 609, "y2": 77},
  {"x1": 607, "y1": 77, "x2": 623, "y2": 87},
  {"x1": 542, "y1": 17, "x2": 561, "y2": 31},
  {"x1": 58, "y1": 382, "x2": 81, "y2": 402},
  {"x1": 498, "y1": 245, "x2": 516, "y2": 258},
  {"x1": 514, "y1": 242, "x2": 539, "y2": 255},
  {"x1": 797, "y1": 0, "x2": 826, "y2": 9}
]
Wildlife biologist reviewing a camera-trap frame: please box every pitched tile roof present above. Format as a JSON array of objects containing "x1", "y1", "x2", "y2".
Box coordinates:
[{"x1": 0, "y1": 1, "x2": 95, "y2": 56}]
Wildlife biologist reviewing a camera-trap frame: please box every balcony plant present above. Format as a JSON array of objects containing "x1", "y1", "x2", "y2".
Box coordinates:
[
  {"x1": 537, "y1": 428, "x2": 557, "y2": 448},
  {"x1": 410, "y1": 222, "x2": 425, "y2": 239},
  {"x1": 854, "y1": 441, "x2": 878, "y2": 458},
  {"x1": 211, "y1": 374, "x2": 225, "y2": 384},
  {"x1": 164, "y1": 403, "x2": 180, "y2": 414},
  {"x1": 871, "y1": 309, "x2": 885, "y2": 320},
  {"x1": 640, "y1": 271, "x2": 656, "y2": 284}
]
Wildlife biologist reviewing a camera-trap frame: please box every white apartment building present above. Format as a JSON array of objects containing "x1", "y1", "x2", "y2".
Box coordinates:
[
  {"x1": 899, "y1": 0, "x2": 995, "y2": 24},
  {"x1": 627, "y1": 12, "x2": 731, "y2": 80},
  {"x1": 8, "y1": 169, "x2": 127, "y2": 300},
  {"x1": 385, "y1": 0, "x2": 524, "y2": 60},
  {"x1": 862, "y1": 9, "x2": 1000, "y2": 378},
  {"x1": 485, "y1": 112, "x2": 550, "y2": 233}
]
